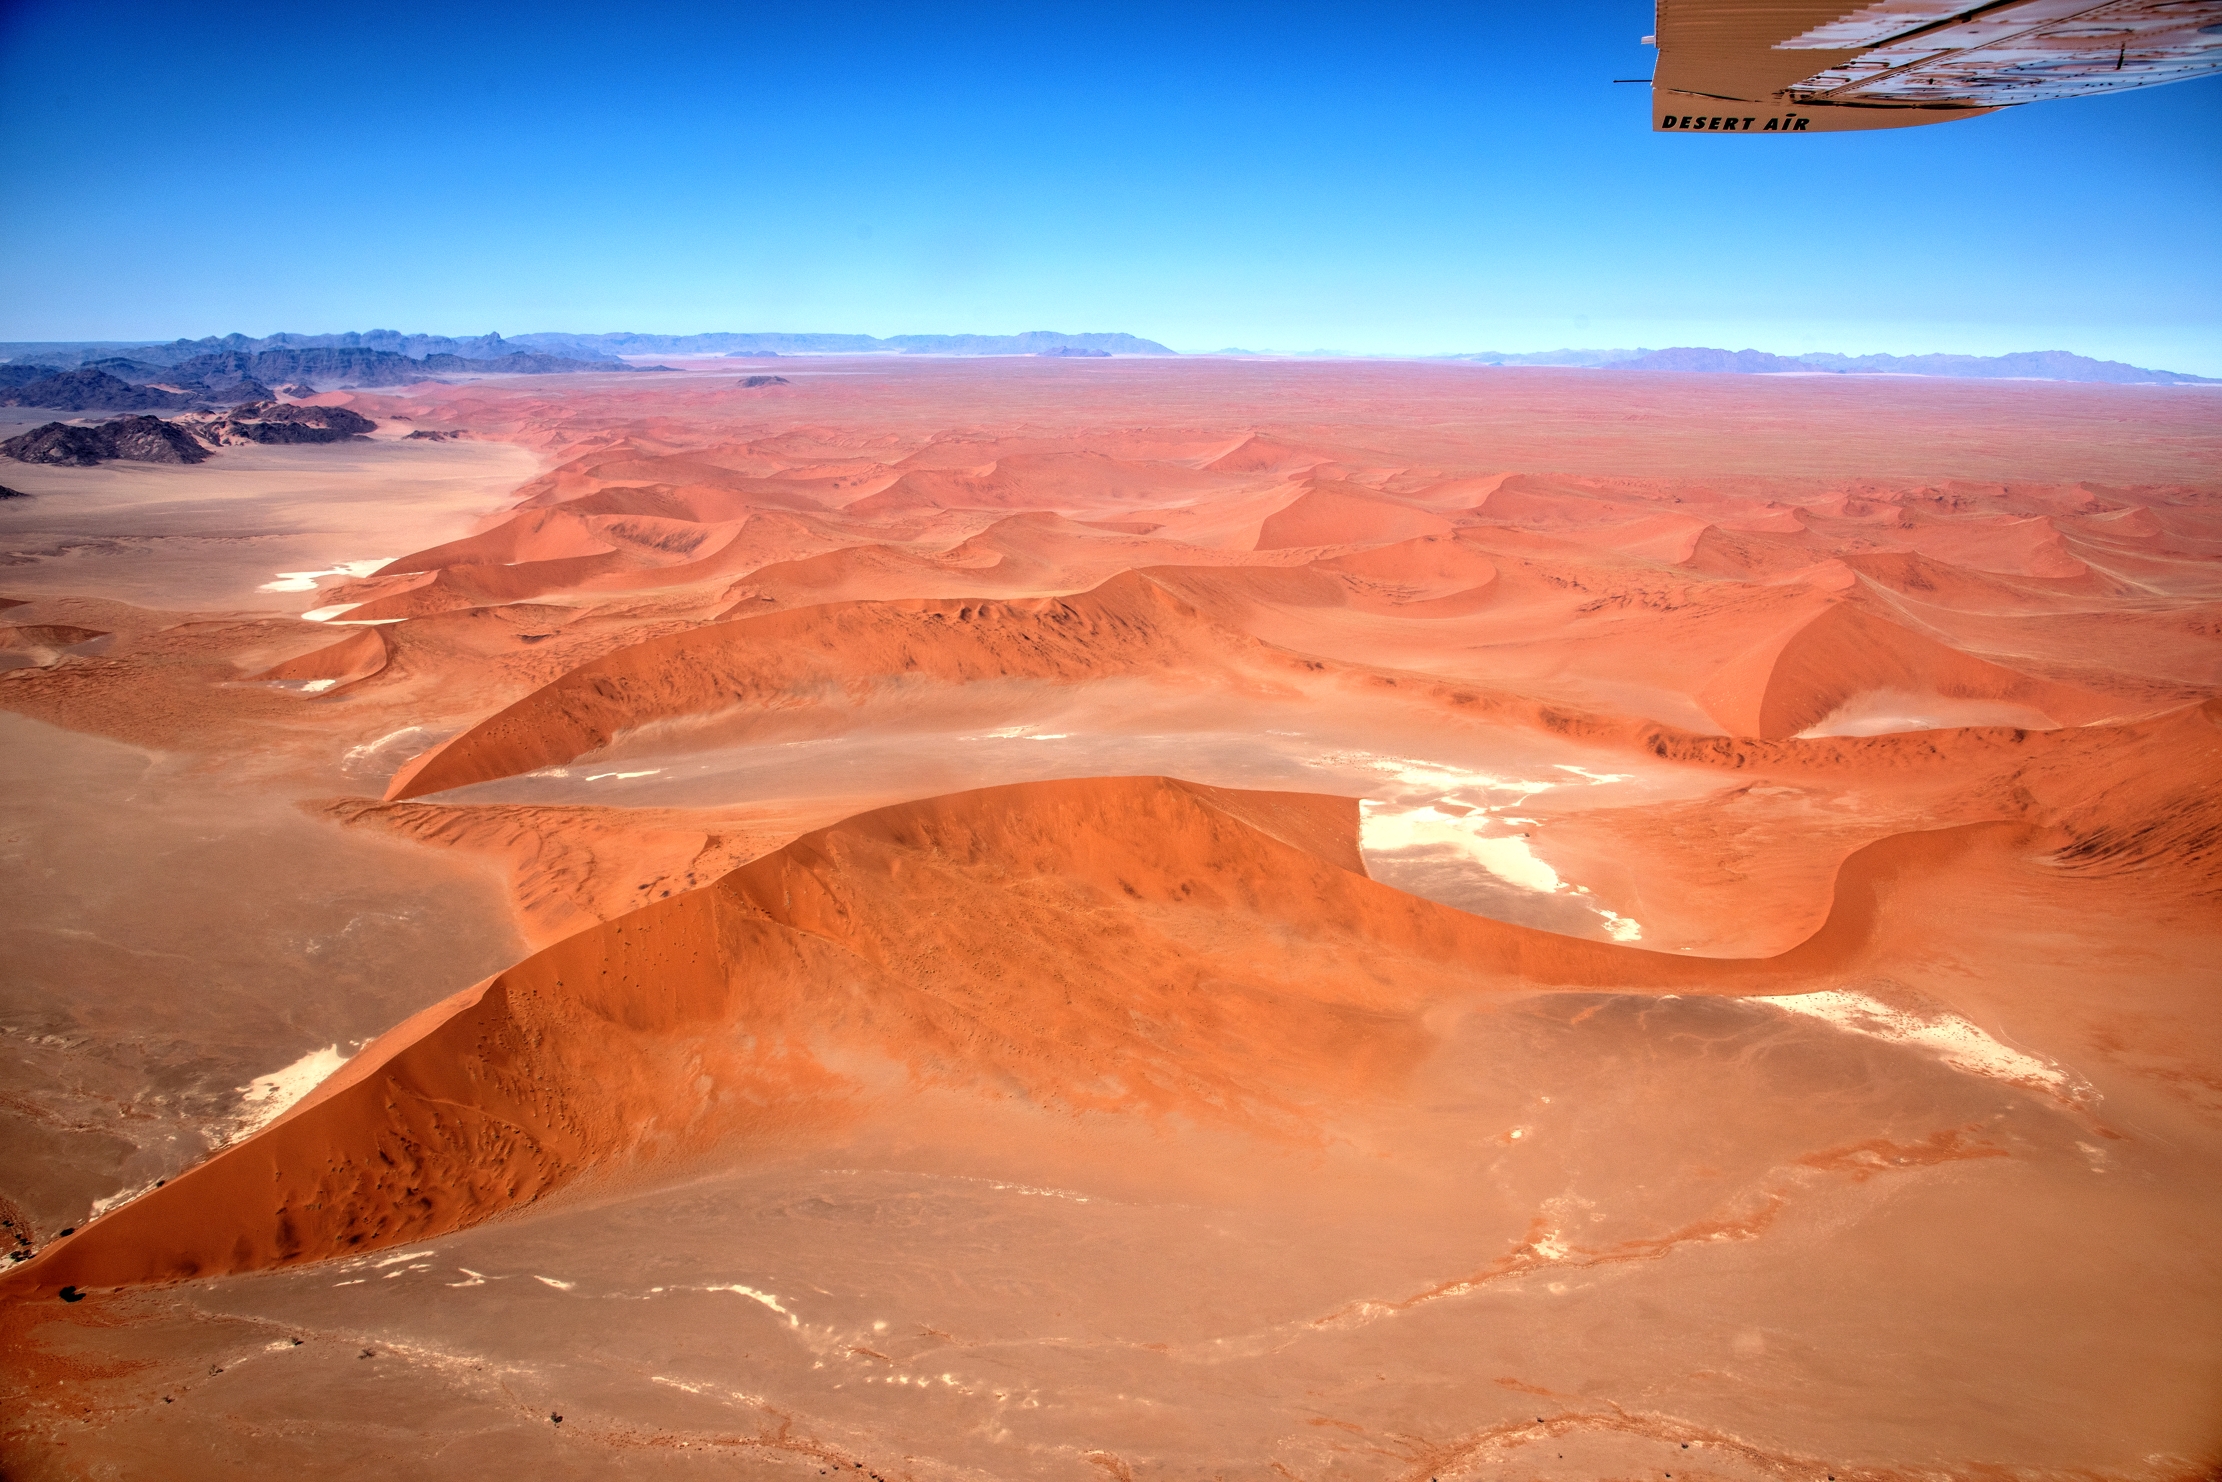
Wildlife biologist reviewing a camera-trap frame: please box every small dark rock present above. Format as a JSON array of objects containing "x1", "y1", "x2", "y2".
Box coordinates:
[
  {"x1": 738, "y1": 375, "x2": 789, "y2": 388},
  {"x1": 58, "y1": 1285, "x2": 83, "y2": 1302},
  {"x1": 0, "y1": 482, "x2": 25, "y2": 499}
]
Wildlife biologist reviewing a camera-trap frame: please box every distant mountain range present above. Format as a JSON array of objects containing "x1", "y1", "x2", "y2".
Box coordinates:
[
  {"x1": 0, "y1": 329, "x2": 1177, "y2": 366},
  {"x1": 1448, "y1": 346, "x2": 2217, "y2": 385},
  {"x1": 0, "y1": 331, "x2": 1176, "y2": 406},
  {"x1": 0, "y1": 344, "x2": 651, "y2": 406},
  {"x1": 0, "y1": 331, "x2": 622, "y2": 370},
  {"x1": 502, "y1": 330, "x2": 1176, "y2": 358},
  {"x1": 1, "y1": 332, "x2": 2208, "y2": 387}
]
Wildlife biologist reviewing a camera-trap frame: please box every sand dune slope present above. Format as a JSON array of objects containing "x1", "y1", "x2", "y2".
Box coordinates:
[
  {"x1": 383, "y1": 571, "x2": 1268, "y2": 798},
  {"x1": 0, "y1": 775, "x2": 2015, "y2": 1296},
  {"x1": 1698, "y1": 600, "x2": 2122, "y2": 737},
  {"x1": 249, "y1": 627, "x2": 390, "y2": 689}
]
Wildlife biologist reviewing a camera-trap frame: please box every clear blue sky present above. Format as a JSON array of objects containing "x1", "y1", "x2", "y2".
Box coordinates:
[{"x1": 3, "y1": 1, "x2": 2218, "y2": 371}]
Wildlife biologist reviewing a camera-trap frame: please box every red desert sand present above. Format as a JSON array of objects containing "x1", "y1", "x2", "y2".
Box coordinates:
[{"x1": 0, "y1": 357, "x2": 2217, "y2": 1480}]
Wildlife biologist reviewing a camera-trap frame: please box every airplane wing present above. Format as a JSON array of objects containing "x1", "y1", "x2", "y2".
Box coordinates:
[{"x1": 1651, "y1": 0, "x2": 2222, "y2": 133}]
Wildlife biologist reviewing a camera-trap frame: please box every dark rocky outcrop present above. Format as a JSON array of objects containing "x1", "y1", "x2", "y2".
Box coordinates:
[
  {"x1": 2, "y1": 359, "x2": 274, "y2": 406},
  {"x1": 169, "y1": 348, "x2": 436, "y2": 389},
  {"x1": 73, "y1": 357, "x2": 173, "y2": 381},
  {"x1": 0, "y1": 363, "x2": 68, "y2": 389},
  {"x1": 1, "y1": 330, "x2": 622, "y2": 370},
  {"x1": 0, "y1": 368, "x2": 200, "y2": 412},
  {"x1": 2, "y1": 416, "x2": 211, "y2": 465},
  {"x1": 217, "y1": 402, "x2": 375, "y2": 444},
  {"x1": 153, "y1": 346, "x2": 634, "y2": 390},
  {"x1": 0, "y1": 482, "x2": 26, "y2": 498},
  {"x1": 404, "y1": 428, "x2": 468, "y2": 441},
  {"x1": 2, "y1": 424, "x2": 113, "y2": 465},
  {"x1": 737, "y1": 375, "x2": 790, "y2": 388},
  {"x1": 104, "y1": 415, "x2": 214, "y2": 462},
  {"x1": 206, "y1": 377, "x2": 276, "y2": 404}
]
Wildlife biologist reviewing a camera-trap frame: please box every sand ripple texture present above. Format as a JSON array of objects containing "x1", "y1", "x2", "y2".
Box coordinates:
[{"x1": 1, "y1": 358, "x2": 2218, "y2": 1481}]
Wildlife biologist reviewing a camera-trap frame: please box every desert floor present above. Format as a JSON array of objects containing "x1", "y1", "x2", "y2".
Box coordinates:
[{"x1": 1, "y1": 357, "x2": 2217, "y2": 1480}]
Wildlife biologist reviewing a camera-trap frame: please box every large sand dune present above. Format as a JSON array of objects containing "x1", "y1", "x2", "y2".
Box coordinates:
[{"x1": 2, "y1": 358, "x2": 2217, "y2": 1480}]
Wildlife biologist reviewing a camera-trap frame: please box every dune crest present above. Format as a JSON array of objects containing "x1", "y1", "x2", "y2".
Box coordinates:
[{"x1": 2, "y1": 775, "x2": 2042, "y2": 1297}]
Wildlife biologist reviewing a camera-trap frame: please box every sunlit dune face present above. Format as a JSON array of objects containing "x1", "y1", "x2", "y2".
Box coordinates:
[{"x1": 3, "y1": 359, "x2": 2219, "y2": 1480}]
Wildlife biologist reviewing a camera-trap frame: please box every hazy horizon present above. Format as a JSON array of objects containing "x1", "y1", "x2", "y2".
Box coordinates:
[{"x1": 5, "y1": 328, "x2": 2217, "y2": 381}]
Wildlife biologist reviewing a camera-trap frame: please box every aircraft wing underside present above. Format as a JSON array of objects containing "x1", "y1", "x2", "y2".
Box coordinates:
[{"x1": 1653, "y1": 0, "x2": 2222, "y2": 132}]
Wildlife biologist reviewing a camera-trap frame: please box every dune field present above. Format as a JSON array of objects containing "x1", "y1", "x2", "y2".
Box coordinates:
[{"x1": 1, "y1": 355, "x2": 2217, "y2": 1480}]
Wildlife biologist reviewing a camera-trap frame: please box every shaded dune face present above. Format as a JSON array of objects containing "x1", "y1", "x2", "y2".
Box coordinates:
[{"x1": 0, "y1": 776, "x2": 2039, "y2": 1296}]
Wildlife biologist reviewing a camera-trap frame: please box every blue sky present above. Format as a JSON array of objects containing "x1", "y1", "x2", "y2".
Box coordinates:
[{"x1": 3, "y1": 1, "x2": 2218, "y2": 371}]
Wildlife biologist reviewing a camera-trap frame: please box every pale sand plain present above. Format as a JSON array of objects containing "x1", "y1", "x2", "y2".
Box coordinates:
[{"x1": 1, "y1": 359, "x2": 2217, "y2": 1480}]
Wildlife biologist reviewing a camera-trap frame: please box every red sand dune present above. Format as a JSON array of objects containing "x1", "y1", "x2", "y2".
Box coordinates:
[
  {"x1": 1696, "y1": 599, "x2": 2122, "y2": 738},
  {"x1": 1253, "y1": 482, "x2": 1455, "y2": 550},
  {"x1": 382, "y1": 572, "x2": 1273, "y2": 799},
  {"x1": 249, "y1": 627, "x2": 391, "y2": 689},
  {"x1": 2, "y1": 776, "x2": 2059, "y2": 1298}
]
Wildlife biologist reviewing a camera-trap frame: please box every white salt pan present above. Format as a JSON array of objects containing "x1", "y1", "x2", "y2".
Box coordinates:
[
  {"x1": 1762, "y1": 989, "x2": 2088, "y2": 1102},
  {"x1": 231, "y1": 1043, "x2": 351, "y2": 1139},
  {"x1": 1361, "y1": 803, "x2": 1563, "y2": 892},
  {"x1": 709, "y1": 1283, "x2": 800, "y2": 1325},
  {"x1": 259, "y1": 559, "x2": 394, "y2": 594}
]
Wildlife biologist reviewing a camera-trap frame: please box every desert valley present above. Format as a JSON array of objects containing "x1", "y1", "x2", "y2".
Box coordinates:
[{"x1": 0, "y1": 354, "x2": 2217, "y2": 1480}]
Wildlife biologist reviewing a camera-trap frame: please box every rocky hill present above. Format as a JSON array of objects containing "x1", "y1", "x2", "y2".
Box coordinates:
[
  {"x1": 0, "y1": 369, "x2": 201, "y2": 412},
  {"x1": 2, "y1": 416, "x2": 210, "y2": 465},
  {"x1": 211, "y1": 402, "x2": 376, "y2": 444},
  {"x1": 150, "y1": 346, "x2": 619, "y2": 389}
]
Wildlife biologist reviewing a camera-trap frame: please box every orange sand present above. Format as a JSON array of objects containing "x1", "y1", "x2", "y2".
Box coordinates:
[{"x1": 1, "y1": 357, "x2": 2217, "y2": 1480}]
